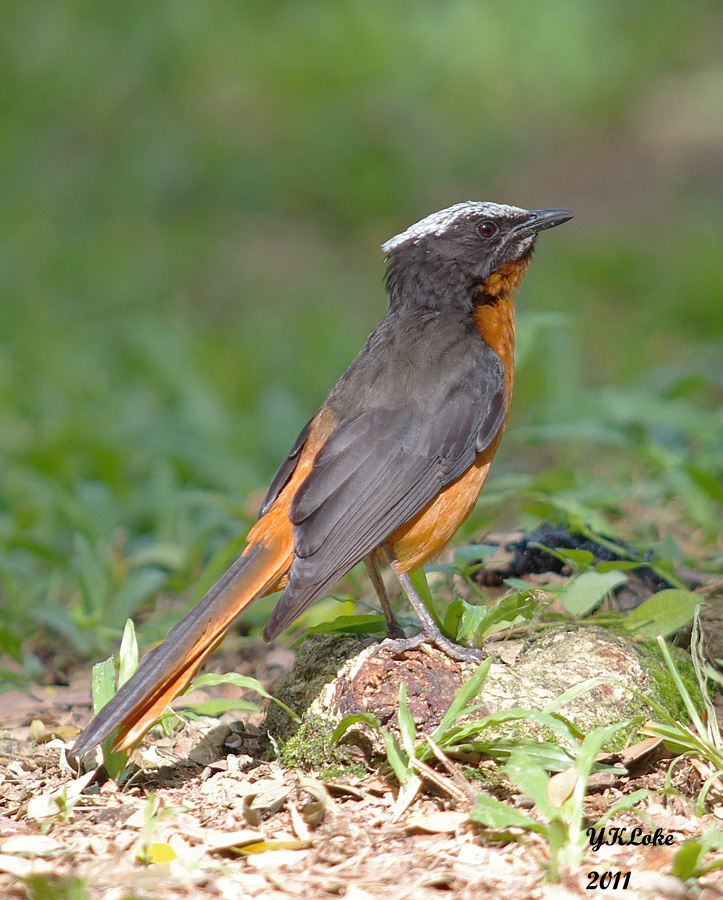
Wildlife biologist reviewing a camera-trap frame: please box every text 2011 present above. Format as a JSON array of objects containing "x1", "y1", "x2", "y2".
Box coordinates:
[{"x1": 587, "y1": 871, "x2": 631, "y2": 890}]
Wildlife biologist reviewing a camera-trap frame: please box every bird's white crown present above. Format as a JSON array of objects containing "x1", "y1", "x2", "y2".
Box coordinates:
[{"x1": 382, "y1": 201, "x2": 526, "y2": 255}]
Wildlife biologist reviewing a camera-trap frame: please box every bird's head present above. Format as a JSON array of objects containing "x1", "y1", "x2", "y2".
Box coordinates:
[{"x1": 383, "y1": 202, "x2": 572, "y2": 310}]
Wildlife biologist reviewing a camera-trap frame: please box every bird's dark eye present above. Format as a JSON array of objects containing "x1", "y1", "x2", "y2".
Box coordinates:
[{"x1": 477, "y1": 220, "x2": 498, "y2": 239}]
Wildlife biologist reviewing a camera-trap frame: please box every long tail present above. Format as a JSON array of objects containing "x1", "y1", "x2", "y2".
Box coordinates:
[{"x1": 72, "y1": 532, "x2": 292, "y2": 757}]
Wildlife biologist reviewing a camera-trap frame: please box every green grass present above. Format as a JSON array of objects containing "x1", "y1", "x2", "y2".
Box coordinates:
[{"x1": 1, "y1": 1, "x2": 722, "y2": 684}]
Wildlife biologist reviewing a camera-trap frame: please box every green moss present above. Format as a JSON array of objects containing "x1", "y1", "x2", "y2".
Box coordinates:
[
  {"x1": 638, "y1": 638, "x2": 704, "y2": 722},
  {"x1": 277, "y1": 720, "x2": 367, "y2": 779}
]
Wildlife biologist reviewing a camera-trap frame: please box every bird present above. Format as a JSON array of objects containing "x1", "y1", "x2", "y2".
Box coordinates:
[{"x1": 72, "y1": 201, "x2": 572, "y2": 758}]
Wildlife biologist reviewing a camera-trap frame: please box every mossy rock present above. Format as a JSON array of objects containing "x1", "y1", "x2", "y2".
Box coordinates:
[{"x1": 264, "y1": 626, "x2": 700, "y2": 773}]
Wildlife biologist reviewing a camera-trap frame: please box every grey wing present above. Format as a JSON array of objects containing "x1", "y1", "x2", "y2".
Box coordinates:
[
  {"x1": 259, "y1": 418, "x2": 312, "y2": 517},
  {"x1": 263, "y1": 344, "x2": 506, "y2": 639}
]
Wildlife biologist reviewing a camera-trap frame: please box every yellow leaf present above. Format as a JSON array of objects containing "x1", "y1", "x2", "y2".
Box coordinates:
[
  {"x1": 236, "y1": 840, "x2": 309, "y2": 855},
  {"x1": 149, "y1": 842, "x2": 177, "y2": 864}
]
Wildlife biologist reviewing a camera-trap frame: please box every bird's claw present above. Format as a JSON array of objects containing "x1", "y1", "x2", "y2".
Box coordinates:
[{"x1": 380, "y1": 630, "x2": 485, "y2": 664}]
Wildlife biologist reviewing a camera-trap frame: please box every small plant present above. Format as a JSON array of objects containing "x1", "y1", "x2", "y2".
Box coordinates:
[
  {"x1": 88, "y1": 618, "x2": 300, "y2": 781},
  {"x1": 640, "y1": 608, "x2": 723, "y2": 813},
  {"x1": 673, "y1": 825, "x2": 723, "y2": 881},
  {"x1": 89, "y1": 618, "x2": 140, "y2": 781},
  {"x1": 471, "y1": 725, "x2": 651, "y2": 881},
  {"x1": 136, "y1": 790, "x2": 187, "y2": 866},
  {"x1": 23, "y1": 874, "x2": 90, "y2": 900}
]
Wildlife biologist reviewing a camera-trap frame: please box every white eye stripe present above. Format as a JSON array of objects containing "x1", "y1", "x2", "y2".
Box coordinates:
[{"x1": 382, "y1": 201, "x2": 526, "y2": 255}]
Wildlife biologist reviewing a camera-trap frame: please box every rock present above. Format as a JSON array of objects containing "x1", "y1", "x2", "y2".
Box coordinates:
[{"x1": 264, "y1": 626, "x2": 679, "y2": 771}]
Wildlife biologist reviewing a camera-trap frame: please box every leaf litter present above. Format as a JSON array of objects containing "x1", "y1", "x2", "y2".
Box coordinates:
[{"x1": 1, "y1": 636, "x2": 723, "y2": 898}]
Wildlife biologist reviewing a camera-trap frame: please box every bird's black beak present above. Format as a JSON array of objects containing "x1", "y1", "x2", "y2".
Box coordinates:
[{"x1": 524, "y1": 208, "x2": 574, "y2": 233}]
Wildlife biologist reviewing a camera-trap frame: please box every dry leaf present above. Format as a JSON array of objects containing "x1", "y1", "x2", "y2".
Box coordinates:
[
  {"x1": 405, "y1": 811, "x2": 467, "y2": 833},
  {"x1": 288, "y1": 798, "x2": 310, "y2": 840},
  {"x1": 1, "y1": 835, "x2": 64, "y2": 857},
  {"x1": 546, "y1": 767, "x2": 579, "y2": 808},
  {"x1": 243, "y1": 845, "x2": 311, "y2": 870},
  {"x1": 324, "y1": 781, "x2": 365, "y2": 800},
  {"x1": 200, "y1": 829, "x2": 266, "y2": 853},
  {"x1": 29, "y1": 719, "x2": 48, "y2": 742},
  {"x1": 241, "y1": 779, "x2": 292, "y2": 825},
  {"x1": 297, "y1": 776, "x2": 328, "y2": 827},
  {"x1": 0, "y1": 853, "x2": 38, "y2": 877},
  {"x1": 25, "y1": 769, "x2": 96, "y2": 823}
]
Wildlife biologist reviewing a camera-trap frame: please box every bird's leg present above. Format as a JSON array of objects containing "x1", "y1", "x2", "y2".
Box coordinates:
[
  {"x1": 364, "y1": 554, "x2": 405, "y2": 639},
  {"x1": 386, "y1": 569, "x2": 485, "y2": 663}
]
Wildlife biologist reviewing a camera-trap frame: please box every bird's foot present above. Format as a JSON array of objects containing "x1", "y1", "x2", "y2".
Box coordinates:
[{"x1": 381, "y1": 629, "x2": 485, "y2": 664}]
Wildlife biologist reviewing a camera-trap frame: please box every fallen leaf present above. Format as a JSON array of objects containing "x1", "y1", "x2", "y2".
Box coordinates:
[
  {"x1": 297, "y1": 776, "x2": 329, "y2": 827},
  {"x1": 0, "y1": 853, "x2": 34, "y2": 877},
  {"x1": 289, "y1": 798, "x2": 310, "y2": 840},
  {"x1": 194, "y1": 828, "x2": 265, "y2": 853},
  {"x1": 149, "y1": 842, "x2": 177, "y2": 864},
  {"x1": 1, "y1": 835, "x2": 63, "y2": 857},
  {"x1": 243, "y1": 846, "x2": 311, "y2": 870},
  {"x1": 25, "y1": 770, "x2": 96, "y2": 822},
  {"x1": 28, "y1": 720, "x2": 47, "y2": 742},
  {"x1": 242, "y1": 779, "x2": 292, "y2": 825},
  {"x1": 324, "y1": 782, "x2": 365, "y2": 800},
  {"x1": 405, "y1": 811, "x2": 467, "y2": 833},
  {"x1": 237, "y1": 840, "x2": 311, "y2": 855},
  {"x1": 547, "y1": 767, "x2": 579, "y2": 808}
]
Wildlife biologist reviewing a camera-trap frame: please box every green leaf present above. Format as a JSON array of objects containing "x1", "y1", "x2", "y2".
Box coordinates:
[
  {"x1": 503, "y1": 750, "x2": 555, "y2": 818},
  {"x1": 575, "y1": 721, "x2": 635, "y2": 780},
  {"x1": 454, "y1": 592, "x2": 537, "y2": 643},
  {"x1": 475, "y1": 591, "x2": 537, "y2": 637},
  {"x1": 0, "y1": 625, "x2": 23, "y2": 662},
  {"x1": 452, "y1": 543, "x2": 496, "y2": 566},
  {"x1": 654, "y1": 635, "x2": 707, "y2": 738},
  {"x1": 91, "y1": 656, "x2": 117, "y2": 715},
  {"x1": 534, "y1": 546, "x2": 594, "y2": 571},
  {"x1": 189, "y1": 672, "x2": 300, "y2": 722},
  {"x1": 470, "y1": 793, "x2": 542, "y2": 831},
  {"x1": 305, "y1": 614, "x2": 387, "y2": 636},
  {"x1": 594, "y1": 560, "x2": 643, "y2": 573},
  {"x1": 460, "y1": 738, "x2": 576, "y2": 772},
  {"x1": 382, "y1": 732, "x2": 411, "y2": 786},
  {"x1": 442, "y1": 598, "x2": 466, "y2": 638},
  {"x1": 90, "y1": 650, "x2": 130, "y2": 779},
  {"x1": 593, "y1": 789, "x2": 654, "y2": 828},
  {"x1": 558, "y1": 570, "x2": 628, "y2": 618},
  {"x1": 431, "y1": 658, "x2": 493, "y2": 743},
  {"x1": 456, "y1": 602, "x2": 487, "y2": 640},
  {"x1": 109, "y1": 568, "x2": 167, "y2": 630},
  {"x1": 686, "y1": 465, "x2": 723, "y2": 506},
  {"x1": 407, "y1": 568, "x2": 441, "y2": 627},
  {"x1": 331, "y1": 712, "x2": 381, "y2": 743},
  {"x1": 623, "y1": 589, "x2": 701, "y2": 638},
  {"x1": 117, "y1": 619, "x2": 139, "y2": 689},
  {"x1": 396, "y1": 683, "x2": 417, "y2": 758},
  {"x1": 440, "y1": 707, "x2": 582, "y2": 757},
  {"x1": 672, "y1": 839, "x2": 708, "y2": 880},
  {"x1": 180, "y1": 697, "x2": 261, "y2": 716},
  {"x1": 543, "y1": 676, "x2": 624, "y2": 713}
]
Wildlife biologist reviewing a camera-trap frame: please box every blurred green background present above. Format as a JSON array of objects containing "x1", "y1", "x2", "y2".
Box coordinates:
[{"x1": 1, "y1": 1, "x2": 722, "y2": 681}]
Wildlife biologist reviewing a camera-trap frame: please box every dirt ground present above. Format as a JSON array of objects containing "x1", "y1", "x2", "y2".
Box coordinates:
[{"x1": 2, "y1": 638, "x2": 723, "y2": 900}]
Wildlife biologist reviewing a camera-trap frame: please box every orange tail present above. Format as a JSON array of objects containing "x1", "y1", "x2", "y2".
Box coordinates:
[{"x1": 72, "y1": 531, "x2": 292, "y2": 756}]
